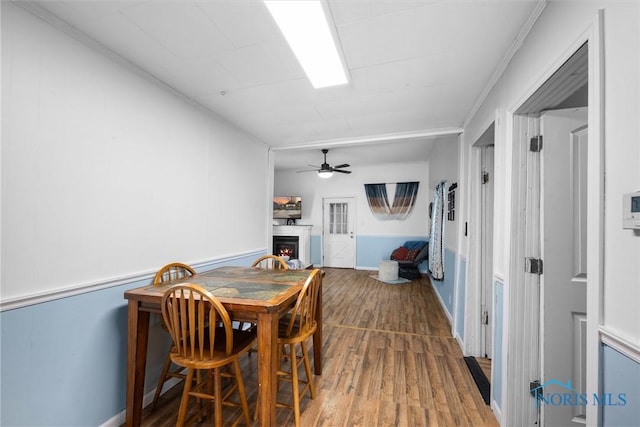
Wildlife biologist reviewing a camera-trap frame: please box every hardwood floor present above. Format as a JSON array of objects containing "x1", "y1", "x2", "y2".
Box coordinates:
[
  {"x1": 135, "y1": 268, "x2": 499, "y2": 426},
  {"x1": 476, "y1": 357, "x2": 492, "y2": 384}
]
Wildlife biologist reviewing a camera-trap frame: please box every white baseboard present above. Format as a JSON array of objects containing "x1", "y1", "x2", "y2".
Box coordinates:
[
  {"x1": 429, "y1": 277, "x2": 453, "y2": 324},
  {"x1": 454, "y1": 331, "x2": 464, "y2": 350},
  {"x1": 491, "y1": 400, "x2": 503, "y2": 426}
]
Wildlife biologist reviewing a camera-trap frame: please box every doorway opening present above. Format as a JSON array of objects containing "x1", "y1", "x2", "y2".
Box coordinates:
[
  {"x1": 507, "y1": 41, "x2": 591, "y2": 426},
  {"x1": 468, "y1": 123, "x2": 496, "y2": 395}
]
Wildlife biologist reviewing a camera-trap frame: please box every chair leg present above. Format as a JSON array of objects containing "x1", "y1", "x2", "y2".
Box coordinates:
[
  {"x1": 197, "y1": 370, "x2": 207, "y2": 422},
  {"x1": 205, "y1": 369, "x2": 213, "y2": 420},
  {"x1": 151, "y1": 352, "x2": 174, "y2": 410},
  {"x1": 233, "y1": 359, "x2": 252, "y2": 426},
  {"x1": 213, "y1": 367, "x2": 223, "y2": 427},
  {"x1": 300, "y1": 341, "x2": 316, "y2": 398},
  {"x1": 176, "y1": 368, "x2": 194, "y2": 427},
  {"x1": 290, "y1": 343, "x2": 301, "y2": 427}
]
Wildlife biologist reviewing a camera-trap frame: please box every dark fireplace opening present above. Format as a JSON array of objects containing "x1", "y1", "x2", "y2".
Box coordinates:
[{"x1": 273, "y1": 236, "x2": 299, "y2": 259}]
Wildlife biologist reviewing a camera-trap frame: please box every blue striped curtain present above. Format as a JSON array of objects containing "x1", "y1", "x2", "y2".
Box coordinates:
[
  {"x1": 429, "y1": 181, "x2": 446, "y2": 280},
  {"x1": 365, "y1": 182, "x2": 419, "y2": 220}
]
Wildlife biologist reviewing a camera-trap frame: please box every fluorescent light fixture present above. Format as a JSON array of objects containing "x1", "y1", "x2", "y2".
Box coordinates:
[{"x1": 265, "y1": 0, "x2": 348, "y2": 88}]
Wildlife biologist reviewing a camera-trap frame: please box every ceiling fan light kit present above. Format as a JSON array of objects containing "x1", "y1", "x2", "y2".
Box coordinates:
[{"x1": 297, "y1": 149, "x2": 352, "y2": 178}]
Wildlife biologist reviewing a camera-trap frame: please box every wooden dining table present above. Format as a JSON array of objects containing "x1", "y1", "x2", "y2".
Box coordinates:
[{"x1": 123, "y1": 265, "x2": 323, "y2": 427}]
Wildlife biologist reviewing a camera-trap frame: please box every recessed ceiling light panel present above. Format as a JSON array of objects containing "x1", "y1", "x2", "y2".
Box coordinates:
[{"x1": 265, "y1": 0, "x2": 348, "y2": 89}]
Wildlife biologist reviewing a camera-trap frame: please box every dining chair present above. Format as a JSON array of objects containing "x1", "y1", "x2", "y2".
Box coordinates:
[
  {"x1": 238, "y1": 254, "x2": 291, "y2": 334},
  {"x1": 161, "y1": 283, "x2": 256, "y2": 427},
  {"x1": 151, "y1": 262, "x2": 197, "y2": 410},
  {"x1": 255, "y1": 268, "x2": 322, "y2": 427},
  {"x1": 153, "y1": 262, "x2": 196, "y2": 284},
  {"x1": 251, "y1": 254, "x2": 290, "y2": 270}
]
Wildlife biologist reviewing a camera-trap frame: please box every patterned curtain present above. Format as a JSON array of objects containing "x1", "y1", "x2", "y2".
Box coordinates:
[
  {"x1": 429, "y1": 181, "x2": 446, "y2": 280},
  {"x1": 364, "y1": 182, "x2": 419, "y2": 220}
]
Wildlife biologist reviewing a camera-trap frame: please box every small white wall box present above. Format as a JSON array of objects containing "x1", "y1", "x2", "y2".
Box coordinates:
[{"x1": 623, "y1": 191, "x2": 640, "y2": 229}]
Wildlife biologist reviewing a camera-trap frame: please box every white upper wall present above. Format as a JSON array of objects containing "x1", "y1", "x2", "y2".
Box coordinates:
[
  {"x1": 464, "y1": 1, "x2": 640, "y2": 340},
  {"x1": 427, "y1": 138, "x2": 459, "y2": 250},
  {"x1": 274, "y1": 160, "x2": 430, "y2": 237},
  {"x1": 1, "y1": 3, "x2": 270, "y2": 302}
]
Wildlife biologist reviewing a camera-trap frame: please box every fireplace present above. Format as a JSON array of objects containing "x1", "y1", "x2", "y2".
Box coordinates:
[
  {"x1": 273, "y1": 235, "x2": 299, "y2": 259},
  {"x1": 273, "y1": 225, "x2": 311, "y2": 265}
]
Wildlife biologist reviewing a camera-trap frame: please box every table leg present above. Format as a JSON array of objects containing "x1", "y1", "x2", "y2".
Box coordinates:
[
  {"x1": 125, "y1": 301, "x2": 150, "y2": 427},
  {"x1": 256, "y1": 312, "x2": 278, "y2": 426},
  {"x1": 313, "y1": 278, "x2": 323, "y2": 375}
]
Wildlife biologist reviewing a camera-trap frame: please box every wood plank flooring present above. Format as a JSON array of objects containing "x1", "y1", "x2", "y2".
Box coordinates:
[
  {"x1": 134, "y1": 268, "x2": 498, "y2": 426},
  {"x1": 476, "y1": 357, "x2": 492, "y2": 384}
]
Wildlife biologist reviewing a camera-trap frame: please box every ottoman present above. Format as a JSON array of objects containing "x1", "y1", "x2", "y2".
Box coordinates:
[{"x1": 379, "y1": 260, "x2": 399, "y2": 282}]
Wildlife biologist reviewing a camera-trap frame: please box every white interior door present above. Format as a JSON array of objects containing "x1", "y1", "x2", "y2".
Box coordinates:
[
  {"x1": 541, "y1": 108, "x2": 588, "y2": 426},
  {"x1": 481, "y1": 145, "x2": 495, "y2": 359},
  {"x1": 322, "y1": 197, "x2": 355, "y2": 268}
]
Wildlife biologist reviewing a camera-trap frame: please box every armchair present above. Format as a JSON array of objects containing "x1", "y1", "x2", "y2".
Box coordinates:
[{"x1": 390, "y1": 240, "x2": 429, "y2": 279}]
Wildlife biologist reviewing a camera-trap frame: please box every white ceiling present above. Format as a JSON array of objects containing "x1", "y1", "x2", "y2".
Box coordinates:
[{"x1": 22, "y1": 0, "x2": 543, "y2": 171}]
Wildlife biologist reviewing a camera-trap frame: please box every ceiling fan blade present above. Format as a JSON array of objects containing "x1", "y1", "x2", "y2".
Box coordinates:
[{"x1": 296, "y1": 150, "x2": 353, "y2": 176}]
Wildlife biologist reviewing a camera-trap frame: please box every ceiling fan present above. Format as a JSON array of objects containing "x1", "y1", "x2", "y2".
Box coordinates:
[{"x1": 297, "y1": 149, "x2": 352, "y2": 178}]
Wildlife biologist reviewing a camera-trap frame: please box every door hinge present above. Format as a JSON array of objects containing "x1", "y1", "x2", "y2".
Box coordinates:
[
  {"x1": 525, "y1": 257, "x2": 544, "y2": 275},
  {"x1": 481, "y1": 310, "x2": 489, "y2": 325},
  {"x1": 530, "y1": 380, "x2": 543, "y2": 398},
  {"x1": 481, "y1": 172, "x2": 490, "y2": 184},
  {"x1": 530, "y1": 135, "x2": 543, "y2": 152}
]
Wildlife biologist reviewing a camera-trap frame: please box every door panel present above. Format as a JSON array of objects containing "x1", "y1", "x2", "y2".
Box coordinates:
[
  {"x1": 541, "y1": 108, "x2": 588, "y2": 426},
  {"x1": 323, "y1": 198, "x2": 355, "y2": 268}
]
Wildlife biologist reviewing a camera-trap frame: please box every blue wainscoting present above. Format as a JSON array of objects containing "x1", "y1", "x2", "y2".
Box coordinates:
[
  {"x1": 311, "y1": 234, "x2": 322, "y2": 266},
  {"x1": 1, "y1": 283, "x2": 133, "y2": 426},
  {"x1": 493, "y1": 280, "x2": 504, "y2": 410},
  {"x1": 601, "y1": 343, "x2": 640, "y2": 426},
  {"x1": 455, "y1": 256, "x2": 466, "y2": 341},
  {"x1": 430, "y1": 248, "x2": 456, "y2": 317},
  {"x1": 0, "y1": 252, "x2": 260, "y2": 426},
  {"x1": 311, "y1": 234, "x2": 429, "y2": 270}
]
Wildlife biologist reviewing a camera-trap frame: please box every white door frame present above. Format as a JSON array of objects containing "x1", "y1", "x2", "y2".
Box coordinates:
[
  {"x1": 500, "y1": 14, "x2": 604, "y2": 426},
  {"x1": 480, "y1": 145, "x2": 495, "y2": 360},
  {"x1": 466, "y1": 126, "x2": 497, "y2": 360},
  {"x1": 465, "y1": 145, "x2": 484, "y2": 357},
  {"x1": 584, "y1": 13, "x2": 605, "y2": 426},
  {"x1": 505, "y1": 113, "x2": 542, "y2": 427}
]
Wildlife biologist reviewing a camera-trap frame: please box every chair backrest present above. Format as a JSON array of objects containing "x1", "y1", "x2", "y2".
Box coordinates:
[
  {"x1": 153, "y1": 262, "x2": 196, "y2": 285},
  {"x1": 251, "y1": 255, "x2": 289, "y2": 270},
  {"x1": 161, "y1": 284, "x2": 234, "y2": 359},
  {"x1": 282, "y1": 269, "x2": 321, "y2": 338}
]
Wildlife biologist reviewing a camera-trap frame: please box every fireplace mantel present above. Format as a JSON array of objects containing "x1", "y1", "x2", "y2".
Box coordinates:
[{"x1": 273, "y1": 225, "x2": 312, "y2": 264}]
